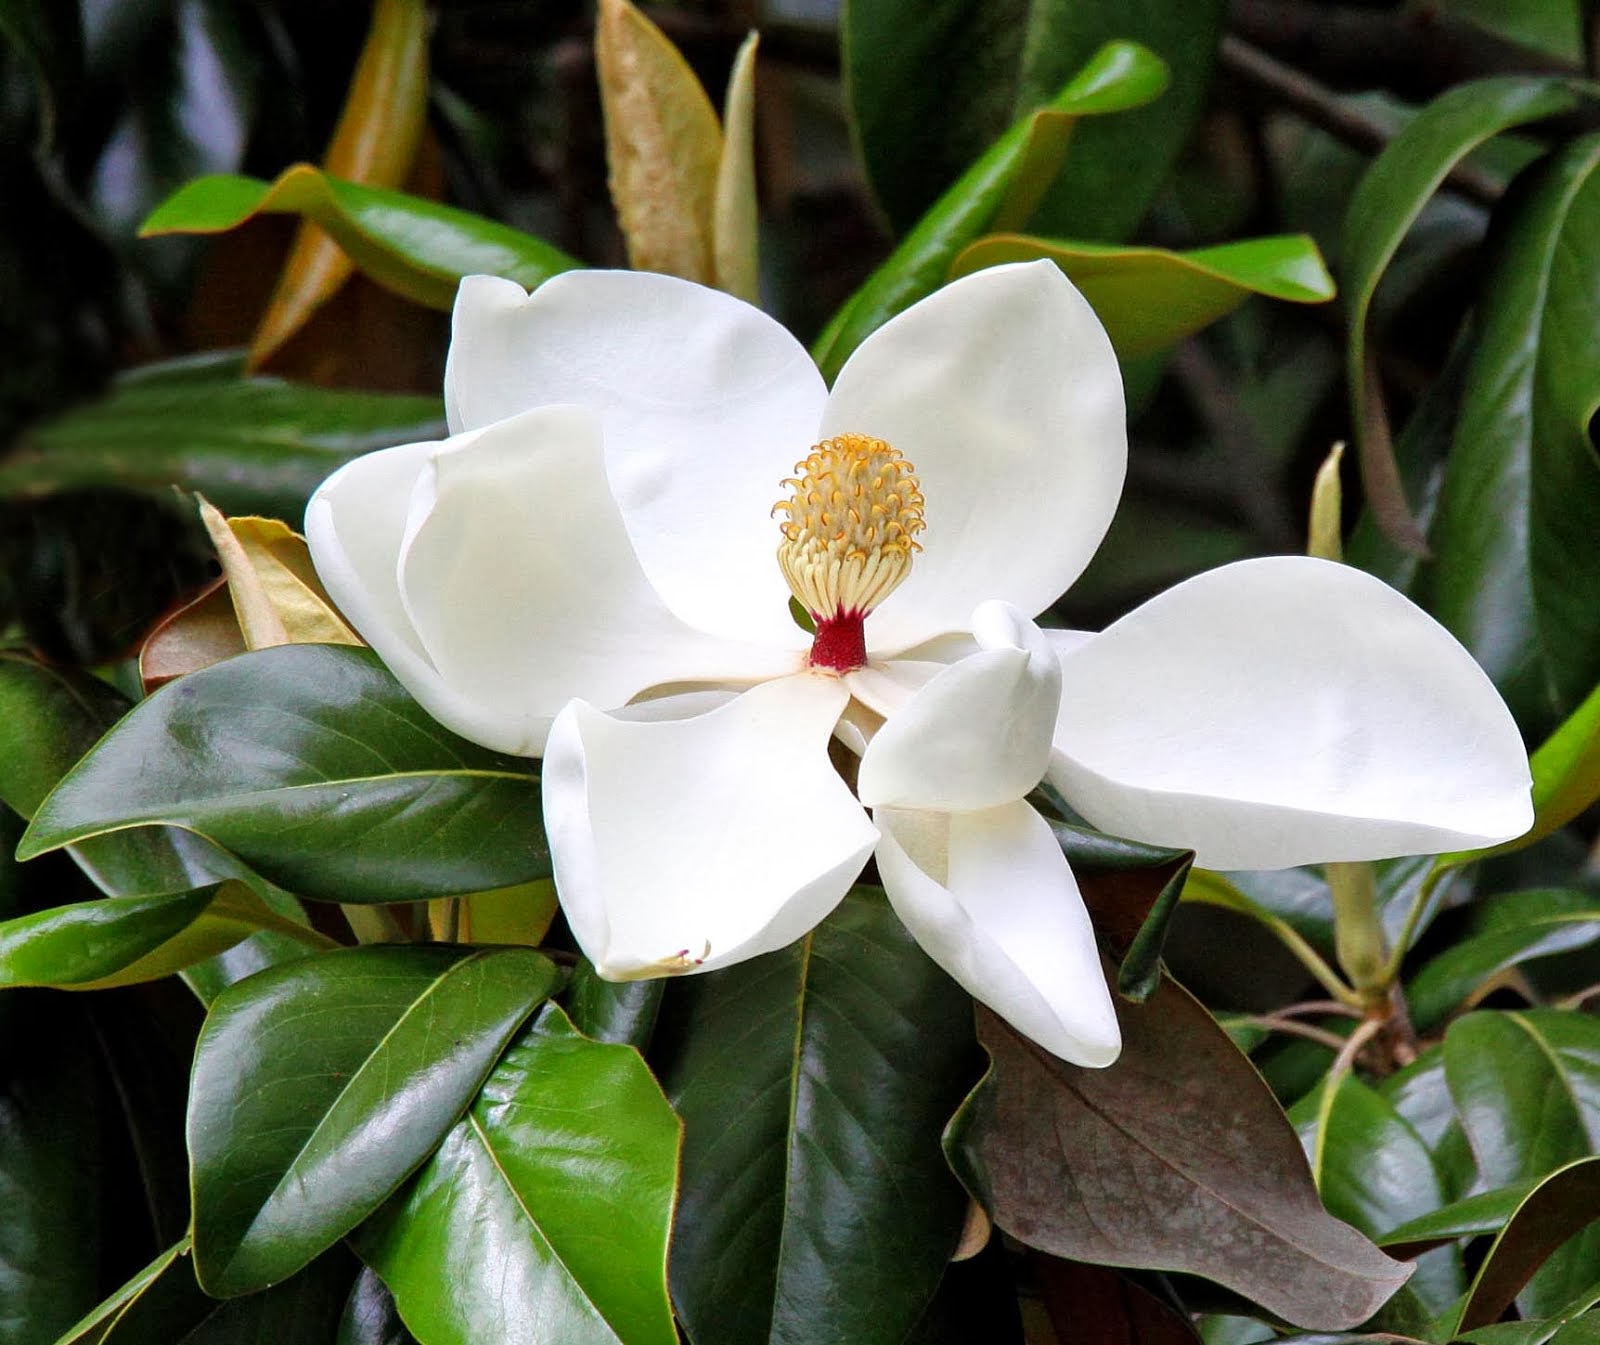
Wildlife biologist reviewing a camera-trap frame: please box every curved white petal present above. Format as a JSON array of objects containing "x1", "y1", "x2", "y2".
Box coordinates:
[
  {"x1": 543, "y1": 674, "x2": 876, "y2": 979},
  {"x1": 444, "y1": 271, "x2": 825, "y2": 646},
  {"x1": 823, "y1": 262, "x2": 1126, "y2": 653},
  {"x1": 1047, "y1": 556, "x2": 1534, "y2": 868},
  {"x1": 856, "y1": 602, "x2": 1061, "y2": 811},
  {"x1": 394, "y1": 405, "x2": 796, "y2": 756},
  {"x1": 875, "y1": 802, "x2": 1119, "y2": 1066},
  {"x1": 306, "y1": 433, "x2": 534, "y2": 755}
]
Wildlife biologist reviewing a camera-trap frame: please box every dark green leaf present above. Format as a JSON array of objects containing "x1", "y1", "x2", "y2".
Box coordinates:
[
  {"x1": 562, "y1": 958, "x2": 663, "y2": 1049},
  {"x1": 142, "y1": 169, "x2": 579, "y2": 312},
  {"x1": 337, "y1": 1268, "x2": 418, "y2": 1345},
  {"x1": 812, "y1": 41, "x2": 1168, "y2": 382},
  {"x1": 1291, "y1": 1075, "x2": 1462, "y2": 1313},
  {"x1": 1445, "y1": 1012, "x2": 1600, "y2": 1319},
  {"x1": 1407, "y1": 892, "x2": 1600, "y2": 1030},
  {"x1": 1419, "y1": 135, "x2": 1600, "y2": 725},
  {"x1": 0, "y1": 994, "x2": 103, "y2": 1341},
  {"x1": 1380, "y1": 1181, "x2": 1539, "y2": 1255},
  {"x1": 950, "y1": 233, "x2": 1334, "y2": 357},
  {"x1": 1342, "y1": 76, "x2": 1579, "y2": 555},
  {"x1": 0, "y1": 651, "x2": 238, "y2": 898},
  {"x1": 0, "y1": 355, "x2": 445, "y2": 520},
  {"x1": 653, "y1": 886, "x2": 979, "y2": 1345},
  {"x1": 0, "y1": 887, "x2": 216, "y2": 988},
  {"x1": 356, "y1": 1003, "x2": 681, "y2": 1345},
  {"x1": 189, "y1": 943, "x2": 558, "y2": 1295},
  {"x1": 20, "y1": 644, "x2": 548, "y2": 904},
  {"x1": 948, "y1": 975, "x2": 1411, "y2": 1330},
  {"x1": 1449, "y1": 1157, "x2": 1600, "y2": 1335},
  {"x1": 1379, "y1": 1047, "x2": 1478, "y2": 1203}
]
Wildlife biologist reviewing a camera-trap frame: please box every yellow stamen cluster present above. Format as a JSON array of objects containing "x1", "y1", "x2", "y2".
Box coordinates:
[{"x1": 774, "y1": 433, "x2": 925, "y2": 619}]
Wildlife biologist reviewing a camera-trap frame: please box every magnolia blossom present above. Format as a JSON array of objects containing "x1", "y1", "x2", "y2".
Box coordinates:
[{"x1": 305, "y1": 261, "x2": 1532, "y2": 1066}]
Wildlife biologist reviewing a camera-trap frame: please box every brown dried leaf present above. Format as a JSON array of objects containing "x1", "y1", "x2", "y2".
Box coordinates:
[
  {"x1": 948, "y1": 976, "x2": 1412, "y2": 1330},
  {"x1": 596, "y1": 0, "x2": 722, "y2": 282},
  {"x1": 139, "y1": 579, "x2": 246, "y2": 692}
]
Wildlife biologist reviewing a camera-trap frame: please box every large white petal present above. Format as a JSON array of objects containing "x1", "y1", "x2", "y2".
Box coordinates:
[
  {"x1": 306, "y1": 433, "x2": 530, "y2": 754},
  {"x1": 856, "y1": 602, "x2": 1061, "y2": 811},
  {"x1": 542, "y1": 674, "x2": 877, "y2": 979},
  {"x1": 444, "y1": 271, "x2": 825, "y2": 647},
  {"x1": 395, "y1": 405, "x2": 797, "y2": 757},
  {"x1": 875, "y1": 802, "x2": 1119, "y2": 1066},
  {"x1": 1047, "y1": 556, "x2": 1534, "y2": 868},
  {"x1": 822, "y1": 262, "x2": 1126, "y2": 653}
]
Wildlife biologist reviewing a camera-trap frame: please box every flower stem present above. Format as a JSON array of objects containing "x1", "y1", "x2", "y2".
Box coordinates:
[{"x1": 1328, "y1": 861, "x2": 1390, "y2": 1006}]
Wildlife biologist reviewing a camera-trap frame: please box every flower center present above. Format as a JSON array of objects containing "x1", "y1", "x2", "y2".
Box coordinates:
[{"x1": 774, "y1": 433, "x2": 925, "y2": 672}]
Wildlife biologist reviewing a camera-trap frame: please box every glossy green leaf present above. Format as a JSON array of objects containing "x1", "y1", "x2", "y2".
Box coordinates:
[
  {"x1": 189, "y1": 943, "x2": 558, "y2": 1295},
  {"x1": 812, "y1": 40, "x2": 1168, "y2": 382},
  {"x1": 0, "y1": 887, "x2": 216, "y2": 988},
  {"x1": 337, "y1": 1267, "x2": 418, "y2": 1345},
  {"x1": 0, "y1": 651, "x2": 238, "y2": 898},
  {"x1": 562, "y1": 959, "x2": 664, "y2": 1049},
  {"x1": 1342, "y1": 76, "x2": 1579, "y2": 553},
  {"x1": 1381, "y1": 1181, "x2": 1539, "y2": 1255},
  {"x1": 1292, "y1": 1076, "x2": 1462, "y2": 1313},
  {"x1": 51, "y1": 1240, "x2": 203, "y2": 1345},
  {"x1": 950, "y1": 233, "x2": 1333, "y2": 357},
  {"x1": 652, "y1": 886, "x2": 979, "y2": 1345},
  {"x1": 356, "y1": 1003, "x2": 681, "y2": 1345},
  {"x1": 1419, "y1": 134, "x2": 1600, "y2": 725},
  {"x1": 1445, "y1": 1012, "x2": 1600, "y2": 1319},
  {"x1": 0, "y1": 353, "x2": 444, "y2": 520},
  {"x1": 1009, "y1": 0, "x2": 1225, "y2": 242},
  {"x1": 1379, "y1": 1047, "x2": 1478, "y2": 1203},
  {"x1": 1448, "y1": 1157, "x2": 1600, "y2": 1335},
  {"x1": 948, "y1": 975, "x2": 1412, "y2": 1330},
  {"x1": 20, "y1": 644, "x2": 549, "y2": 904},
  {"x1": 142, "y1": 167, "x2": 579, "y2": 312},
  {"x1": 1407, "y1": 893, "x2": 1600, "y2": 1030}
]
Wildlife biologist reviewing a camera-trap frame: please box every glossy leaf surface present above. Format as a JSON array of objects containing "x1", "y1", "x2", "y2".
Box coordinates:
[
  {"x1": 142, "y1": 169, "x2": 579, "y2": 312},
  {"x1": 1419, "y1": 135, "x2": 1600, "y2": 724},
  {"x1": 0, "y1": 353, "x2": 444, "y2": 520},
  {"x1": 20, "y1": 644, "x2": 549, "y2": 903},
  {"x1": 1341, "y1": 76, "x2": 1578, "y2": 550},
  {"x1": 356, "y1": 1004, "x2": 681, "y2": 1345},
  {"x1": 812, "y1": 40, "x2": 1167, "y2": 381},
  {"x1": 951, "y1": 233, "x2": 1333, "y2": 357},
  {"x1": 189, "y1": 943, "x2": 557, "y2": 1294},
  {"x1": 949, "y1": 976, "x2": 1411, "y2": 1330},
  {"x1": 0, "y1": 887, "x2": 216, "y2": 988},
  {"x1": 1445, "y1": 1012, "x2": 1600, "y2": 1319},
  {"x1": 653, "y1": 886, "x2": 979, "y2": 1345}
]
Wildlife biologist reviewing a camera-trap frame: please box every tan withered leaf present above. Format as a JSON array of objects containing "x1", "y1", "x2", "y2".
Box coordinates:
[
  {"x1": 712, "y1": 31, "x2": 760, "y2": 302},
  {"x1": 249, "y1": 0, "x2": 430, "y2": 369},
  {"x1": 198, "y1": 498, "x2": 361, "y2": 650},
  {"x1": 947, "y1": 975, "x2": 1412, "y2": 1331},
  {"x1": 596, "y1": 0, "x2": 722, "y2": 283}
]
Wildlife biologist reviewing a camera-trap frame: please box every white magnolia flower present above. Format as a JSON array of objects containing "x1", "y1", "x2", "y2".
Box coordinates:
[{"x1": 305, "y1": 261, "x2": 1532, "y2": 1066}]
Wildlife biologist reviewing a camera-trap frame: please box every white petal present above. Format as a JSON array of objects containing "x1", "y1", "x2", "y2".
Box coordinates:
[
  {"x1": 876, "y1": 802, "x2": 1119, "y2": 1066},
  {"x1": 822, "y1": 262, "x2": 1126, "y2": 652},
  {"x1": 856, "y1": 602, "x2": 1061, "y2": 811},
  {"x1": 1048, "y1": 556, "x2": 1534, "y2": 868},
  {"x1": 306, "y1": 433, "x2": 529, "y2": 754},
  {"x1": 392, "y1": 405, "x2": 797, "y2": 756},
  {"x1": 444, "y1": 271, "x2": 826, "y2": 646},
  {"x1": 542, "y1": 674, "x2": 877, "y2": 978}
]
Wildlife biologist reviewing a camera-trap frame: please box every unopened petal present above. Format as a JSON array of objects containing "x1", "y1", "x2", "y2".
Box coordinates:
[
  {"x1": 542, "y1": 674, "x2": 876, "y2": 978},
  {"x1": 395, "y1": 404, "x2": 795, "y2": 756},
  {"x1": 444, "y1": 271, "x2": 825, "y2": 646},
  {"x1": 1048, "y1": 556, "x2": 1534, "y2": 869},
  {"x1": 856, "y1": 602, "x2": 1061, "y2": 811},
  {"x1": 822, "y1": 262, "x2": 1126, "y2": 652},
  {"x1": 875, "y1": 802, "x2": 1119, "y2": 1066}
]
